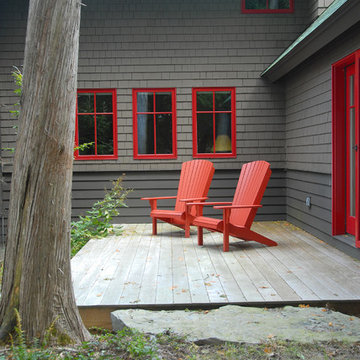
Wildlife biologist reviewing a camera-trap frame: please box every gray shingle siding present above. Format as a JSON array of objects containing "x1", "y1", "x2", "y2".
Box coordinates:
[
  {"x1": 1, "y1": 0, "x2": 311, "y2": 174},
  {"x1": 283, "y1": 20, "x2": 360, "y2": 254},
  {"x1": 309, "y1": 0, "x2": 335, "y2": 21}
]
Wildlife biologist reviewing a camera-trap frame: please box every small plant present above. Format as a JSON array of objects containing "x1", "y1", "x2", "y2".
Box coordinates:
[
  {"x1": 9, "y1": 66, "x2": 22, "y2": 120},
  {"x1": 99, "y1": 328, "x2": 159, "y2": 360},
  {"x1": 73, "y1": 142, "x2": 94, "y2": 157},
  {"x1": 71, "y1": 176, "x2": 132, "y2": 256}
]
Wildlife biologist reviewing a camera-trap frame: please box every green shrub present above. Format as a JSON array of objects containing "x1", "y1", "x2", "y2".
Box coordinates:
[{"x1": 71, "y1": 176, "x2": 132, "y2": 256}]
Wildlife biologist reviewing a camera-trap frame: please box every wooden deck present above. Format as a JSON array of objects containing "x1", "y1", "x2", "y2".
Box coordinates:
[{"x1": 72, "y1": 221, "x2": 360, "y2": 313}]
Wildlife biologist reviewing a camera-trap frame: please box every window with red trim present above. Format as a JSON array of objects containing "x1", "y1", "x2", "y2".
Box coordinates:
[
  {"x1": 242, "y1": 0, "x2": 294, "y2": 13},
  {"x1": 133, "y1": 88, "x2": 177, "y2": 159},
  {"x1": 75, "y1": 89, "x2": 117, "y2": 160},
  {"x1": 192, "y1": 88, "x2": 236, "y2": 158}
]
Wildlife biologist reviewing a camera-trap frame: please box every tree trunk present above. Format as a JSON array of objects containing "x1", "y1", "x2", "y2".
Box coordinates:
[{"x1": 0, "y1": 0, "x2": 91, "y2": 343}]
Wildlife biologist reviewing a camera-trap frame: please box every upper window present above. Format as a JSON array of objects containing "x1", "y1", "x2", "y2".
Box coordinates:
[
  {"x1": 192, "y1": 88, "x2": 236, "y2": 158},
  {"x1": 75, "y1": 89, "x2": 117, "y2": 160},
  {"x1": 133, "y1": 88, "x2": 177, "y2": 159},
  {"x1": 242, "y1": 0, "x2": 294, "y2": 13}
]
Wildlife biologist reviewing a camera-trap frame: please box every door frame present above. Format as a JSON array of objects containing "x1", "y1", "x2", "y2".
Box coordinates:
[{"x1": 332, "y1": 49, "x2": 360, "y2": 247}]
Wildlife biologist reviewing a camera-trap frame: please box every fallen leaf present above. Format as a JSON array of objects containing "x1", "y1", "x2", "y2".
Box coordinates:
[
  {"x1": 267, "y1": 334, "x2": 275, "y2": 339},
  {"x1": 298, "y1": 304, "x2": 310, "y2": 308},
  {"x1": 328, "y1": 322, "x2": 333, "y2": 327},
  {"x1": 96, "y1": 293, "x2": 102, "y2": 297},
  {"x1": 264, "y1": 346, "x2": 273, "y2": 354},
  {"x1": 181, "y1": 289, "x2": 187, "y2": 293},
  {"x1": 170, "y1": 286, "x2": 178, "y2": 291},
  {"x1": 204, "y1": 282, "x2": 212, "y2": 286}
]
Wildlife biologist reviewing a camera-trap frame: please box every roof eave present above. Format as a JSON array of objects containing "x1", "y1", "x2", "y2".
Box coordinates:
[{"x1": 261, "y1": 0, "x2": 360, "y2": 82}]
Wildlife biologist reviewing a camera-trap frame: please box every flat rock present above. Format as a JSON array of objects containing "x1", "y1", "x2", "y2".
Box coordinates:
[{"x1": 111, "y1": 305, "x2": 360, "y2": 344}]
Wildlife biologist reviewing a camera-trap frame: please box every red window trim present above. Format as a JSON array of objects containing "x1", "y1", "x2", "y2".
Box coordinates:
[
  {"x1": 75, "y1": 88, "x2": 118, "y2": 160},
  {"x1": 241, "y1": 0, "x2": 294, "y2": 13},
  {"x1": 192, "y1": 87, "x2": 236, "y2": 159},
  {"x1": 332, "y1": 49, "x2": 360, "y2": 247},
  {"x1": 133, "y1": 88, "x2": 177, "y2": 160}
]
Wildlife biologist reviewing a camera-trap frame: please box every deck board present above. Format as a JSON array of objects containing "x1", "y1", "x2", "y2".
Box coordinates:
[{"x1": 73, "y1": 221, "x2": 360, "y2": 307}]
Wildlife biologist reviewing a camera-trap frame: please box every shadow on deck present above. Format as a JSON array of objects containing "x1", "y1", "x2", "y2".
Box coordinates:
[{"x1": 72, "y1": 221, "x2": 360, "y2": 328}]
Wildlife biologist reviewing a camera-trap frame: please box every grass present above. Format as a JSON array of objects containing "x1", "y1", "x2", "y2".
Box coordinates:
[{"x1": 1, "y1": 327, "x2": 360, "y2": 359}]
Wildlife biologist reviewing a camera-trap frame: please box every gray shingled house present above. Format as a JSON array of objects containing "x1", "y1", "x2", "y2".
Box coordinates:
[{"x1": 1, "y1": 0, "x2": 360, "y2": 259}]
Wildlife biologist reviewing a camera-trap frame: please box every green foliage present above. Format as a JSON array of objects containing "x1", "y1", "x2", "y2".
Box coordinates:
[
  {"x1": 3, "y1": 309, "x2": 56, "y2": 360},
  {"x1": 74, "y1": 142, "x2": 95, "y2": 156},
  {"x1": 71, "y1": 176, "x2": 132, "y2": 256},
  {"x1": 99, "y1": 328, "x2": 159, "y2": 360},
  {"x1": 9, "y1": 67, "x2": 22, "y2": 119}
]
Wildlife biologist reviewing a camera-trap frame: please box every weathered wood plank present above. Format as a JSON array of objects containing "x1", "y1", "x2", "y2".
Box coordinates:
[
  {"x1": 98, "y1": 224, "x2": 146, "y2": 305},
  {"x1": 182, "y1": 232, "x2": 210, "y2": 304},
  {"x1": 207, "y1": 231, "x2": 264, "y2": 302},
  {"x1": 171, "y1": 227, "x2": 192, "y2": 304},
  {"x1": 155, "y1": 224, "x2": 174, "y2": 304},
  {"x1": 72, "y1": 222, "x2": 360, "y2": 308},
  {"x1": 204, "y1": 232, "x2": 246, "y2": 302}
]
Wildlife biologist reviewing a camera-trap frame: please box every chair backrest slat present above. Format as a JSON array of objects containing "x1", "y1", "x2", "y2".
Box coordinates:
[
  {"x1": 230, "y1": 161, "x2": 271, "y2": 228},
  {"x1": 175, "y1": 160, "x2": 215, "y2": 215}
]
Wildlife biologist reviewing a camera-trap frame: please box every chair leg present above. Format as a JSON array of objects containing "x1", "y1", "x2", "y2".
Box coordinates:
[
  {"x1": 198, "y1": 226, "x2": 203, "y2": 246},
  {"x1": 185, "y1": 215, "x2": 190, "y2": 238},
  {"x1": 223, "y1": 227, "x2": 229, "y2": 252},
  {"x1": 152, "y1": 218, "x2": 157, "y2": 235},
  {"x1": 185, "y1": 226, "x2": 190, "y2": 238},
  {"x1": 223, "y1": 208, "x2": 230, "y2": 252}
]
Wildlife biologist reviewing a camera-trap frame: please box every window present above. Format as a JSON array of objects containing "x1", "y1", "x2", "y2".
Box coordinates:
[
  {"x1": 75, "y1": 89, "x2": 117, "y2": 160},
  {"x1": 192, "y1": 87, "x2": 236, "y2": 158},
  {"x1": 133, "y1": 88, "x2": 177, "y2": 159},
  {"x1": 242, "y1": 0, "x2": 294, "y2": 13}
]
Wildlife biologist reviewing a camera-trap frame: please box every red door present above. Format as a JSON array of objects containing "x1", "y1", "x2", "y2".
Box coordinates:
[{"x1": 346, "y1": 63, "x2": 357, "y2": 235}]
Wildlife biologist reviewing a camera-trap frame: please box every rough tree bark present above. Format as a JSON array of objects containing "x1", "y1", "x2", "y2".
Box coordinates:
[{"x1": 0, "y1": 0, "x2": 91, "y2": 342}]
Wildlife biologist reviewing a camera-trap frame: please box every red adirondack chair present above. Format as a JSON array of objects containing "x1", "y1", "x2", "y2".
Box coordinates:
[
  {"x1": 190, "y1": 160, "x2": 277, "y2": 252},
  {"x1": 141, "y1": 160, "x2": 215, "y2": 237}
]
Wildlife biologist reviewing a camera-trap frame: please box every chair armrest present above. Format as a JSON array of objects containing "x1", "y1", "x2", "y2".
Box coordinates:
[
  {"x1": 188, "y1": 201, "x2": 232, "y2": 206},
  {"x1": 179, "y1": 197, "x2": 208, "y2": 202},
  {"x1": 141, "y1": 196, "x2": 177, "y2": 201},
  {"x1": 213, "y1": 204, "x2": 262, "y2": 209}
]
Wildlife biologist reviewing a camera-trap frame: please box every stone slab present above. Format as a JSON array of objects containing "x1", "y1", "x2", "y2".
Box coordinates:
[{"x1": 111, "y1": 305, "x2": 360, "y2": 344}]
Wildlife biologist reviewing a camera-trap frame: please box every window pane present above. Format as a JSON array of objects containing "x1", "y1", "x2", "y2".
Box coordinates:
[
  {"x1": 350, "y1": 107, "x2": 356, "y2": 217},
  {"x1": 215, "y1": 92, "x2": 231, "y2": 111},
  {"x1": 77, "y1": 93, "x2": 94, "y2": 113},
  {"x1": 137, "y1": 114, "x2": 154, "y2": 154},
  {"x1": 277, "y1": 0, "x2": 290, "y2": 9},
  {"x1": 96, "y1": 115, "x2": 114, "y2": 155},
  {"x1": 155, "y1": 92, "x2": 172, "y2": 112},
  {"x1": 197, "y1": 113, "x2": 213, "y2": 153},
  {"x1": 96, "y1": 93, "x2": 113, "y2": 113},
  {"x1": 197, "y1": 92, "x2": 213, "y2": 111},
  {"x1": 245, "y1": 0, "x2": 266, "y2": 9},
  {"x1": 215, "y1": 113, "x2": 232, "y2": 153},
  {"x1": 156, "y1": 114, "x2": 172, "y2": 154},
  {"x1": 137, "y1": 92, "x2": 154, "y2": 113},
  {"x1": 78, "y1": 115, "x2": 95, "y2": 155},
  {"x1": 349, "y1": 75, "x2": 354, "y2": 106}
]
